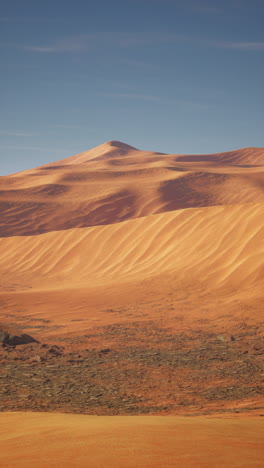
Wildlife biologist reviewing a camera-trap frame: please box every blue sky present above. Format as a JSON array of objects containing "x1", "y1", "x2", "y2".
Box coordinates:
[{"x1": 1, "y1": 0, "x2": 264, "y2": 175}]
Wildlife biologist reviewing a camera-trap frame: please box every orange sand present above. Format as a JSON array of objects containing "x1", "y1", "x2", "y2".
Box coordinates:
[{"x1": 0, "y1": 413, "x2": 263, "y2": 467}]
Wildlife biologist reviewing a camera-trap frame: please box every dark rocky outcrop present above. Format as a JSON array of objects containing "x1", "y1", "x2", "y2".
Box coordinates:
[{"x1": 0, "y1": 325, "x2": 38, "y2": 346}]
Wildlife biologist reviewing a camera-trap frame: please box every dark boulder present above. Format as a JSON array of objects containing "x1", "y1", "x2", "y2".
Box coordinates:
[{"x1": 0, "y1": 325, "x2": 38, "y2": 346}]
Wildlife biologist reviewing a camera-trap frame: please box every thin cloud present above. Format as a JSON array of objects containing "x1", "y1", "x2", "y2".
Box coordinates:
[
  {"x1": 0, "y1": 16, "x2": 67, "y2": 24},
  {"x1": 26, "y1": 35, "x2": 88, "y2": 53},
  {"x1": 196, "y1": 6, "x2": 222, "y2": 13},
  {"x1": 0, "y1": 130, "x2": 34, "y2": 137},
  {"x1": 24, "y1": 32, "x2": 185, "y2": 54},
  {"x1": 52, "y1": 124, "x2": 95, "y2": 131},
  {"x1": 189, "y1": 4, "x2": 222, "y2": 14},
  {"x1": 119, "y1": 59, "x2": 156, "y2": 70},
  {"x1": 196, "y1": 38, "x2": 264, "y2": 51},
  {"x1": 0, "y1": 145, "x2": 68, "y2": 152},
  {"x1": 100, "y1": 92, "x2": 162, "y2": 102},
  {"x1": 97, "y1": 92, "x2": 213, "y2": 109},
  {"x1": 23, "y1": 32, "x2": 264, "y2": 54},
  {"x1": 177, "y1": 99, "x2": 213, "y2": 111},
  {"x1": 220, "y1": 41, "x2": 264, "y2": 51},
  {"x1": 52, "y1": 124, "x2": 81, "y2": 129}
]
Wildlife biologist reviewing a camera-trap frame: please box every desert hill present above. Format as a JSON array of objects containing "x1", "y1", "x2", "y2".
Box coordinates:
[{"x1": 0, "y1": 141, "x2": 263, "y2": 237}]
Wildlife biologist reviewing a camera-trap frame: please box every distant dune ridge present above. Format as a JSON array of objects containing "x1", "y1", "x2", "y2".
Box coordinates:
[
  {"x1": 0, "y1": 141, "x2": 264, "y2": 467},
  {"x1": 0, "y1": 141, "x2": 263, "y2": 237}
]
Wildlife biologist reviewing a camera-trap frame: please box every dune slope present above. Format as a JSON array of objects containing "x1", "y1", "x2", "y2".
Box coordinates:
[{"x1": 0, "y1": 202, "x2": 263, "y2": 292}]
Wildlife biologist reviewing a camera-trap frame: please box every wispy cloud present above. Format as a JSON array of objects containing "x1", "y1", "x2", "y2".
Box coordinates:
[
  {"x1": 100, "y1": 92, "x2": 162, "y2": 102},
  {"x1": 0, "y1": 130, "x2": 34, "y2": 137},
  {"x1": 177, "y1": 99, "x2": 213, "y2": 111},
  {"x1": 0, "y1": 145, "x2": 68, "y2": 152},
  {"x1": 22, "y1": 32, "x2": 264, "y2": 54},
  {"x1": 52, "y1": 124, "x2": 81, "y2": 129},
  {"x1": 118, "y1": 58, "x2": 156, "y2": 70},
  {"x1": 26, "y1": 35, "x2": 88, "y2": 53},
  {"x1": 218, "y1": 41, "x2": 264, "y2": 51},
  {"x1": 189, "y1": 4, "x2": 222, "y2": 14},
  {"x1": 192, "y1": 37, "x2": 264, "y2": 51},
  {"x1": 52, "y1": 124, "x2": 95, "y2": 131},
  {"x1": 197, "y1": 6, "x2": 222, "y2": 13},
  {"x1": 0, "y1": 16, "x2": 67, "y2": 24},
  {"x1": 24, "y1": 32, "x2": 184, "y2": 54}
]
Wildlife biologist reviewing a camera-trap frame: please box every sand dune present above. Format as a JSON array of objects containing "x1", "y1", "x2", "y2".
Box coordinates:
[
  {"x1": 0, "y1": 141, "x2": 263, "y2": 236},
  {"x1": 0, "y1": 193, "x2": 263, "y2": 359},
  {"x1": 0, "y1": 202, "x2": 263, "y2": 293}
]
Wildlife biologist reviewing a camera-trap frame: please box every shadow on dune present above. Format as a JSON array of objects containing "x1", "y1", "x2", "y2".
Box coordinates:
[
  {"x1": 38, "y1": 165, "x2": 72, "y2": 170},
  {"x1": 231, "y1": 164, "x2": 262, "y2": 168},
  {"x1": 166, "y1": 167, "x2": 189, "y2": 172},
  {"x1": 0, "y1": 190, "x2": 137, "y2": 237},
  {"x1": 175, "y1": 148, "x2": 264, "y2": 165},
  {"x1": 158, "y1": 173, "x2": 228, "y2": 211},
  {"x1": 0, "y1": 184, "x2": 69, "y2": 198}
]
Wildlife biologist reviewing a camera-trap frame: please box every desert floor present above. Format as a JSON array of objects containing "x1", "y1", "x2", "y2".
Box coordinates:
[{"x1": 1, "y1": 413, "x2": 264, "y2": 468}]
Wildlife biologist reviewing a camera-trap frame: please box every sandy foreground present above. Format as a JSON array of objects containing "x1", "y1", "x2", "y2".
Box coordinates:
[{"x1": 0, "y1": 413, "x2": 264, "y2": 468}]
